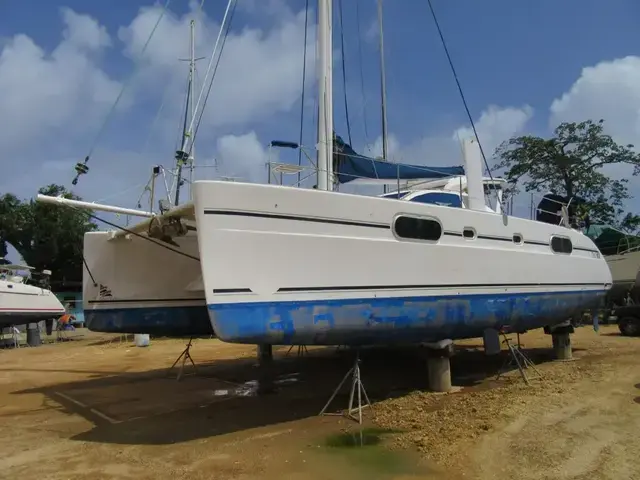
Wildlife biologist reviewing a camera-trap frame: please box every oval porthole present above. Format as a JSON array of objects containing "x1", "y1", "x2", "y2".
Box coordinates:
[
  {"x1": 550, "y1": 235, "x2": 573, "y2": 254},
  {"x1": 463, "y1": 227, "x2": 476, "y2": 239},
  {"x1": 393, "y1": 215, "x2": 442, "y2": 242},
  {"x1": 513, "y1": 234, "x2": 523, "y2": 244}
]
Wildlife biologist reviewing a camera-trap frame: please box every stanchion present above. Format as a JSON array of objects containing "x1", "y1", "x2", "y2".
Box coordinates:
[{"x1": 320, "y1": 350, "x2": 372, "y2": 424}]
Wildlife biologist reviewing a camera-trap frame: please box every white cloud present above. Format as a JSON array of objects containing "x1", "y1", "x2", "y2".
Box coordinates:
[
  {"x1": 118, "y1": 2, "x2": 316, "y2": 129},
  {"x1": 548, "y1": 56, "x2": 640, "y2": 207},
  {"x1": 0, "y1": 9, "x2": 120, "y2": 155},
  {"x1": 366, "y1": 133, "x2": 401, "y2": 159},
  {"x1": 365, "y1": 104, "x2": 533, "y2": 168},
  {"x1": 61, "y1": 7, "x2": 111, "y2": 51},
  {"x1": 214, "y1": 131, "x2": 269, "y2": 182},
  {"x1": 0, "y1": 2, "x2": 315, "y2": 205},
  {"x1": 550, "y1": 56, "x2": 640, "y2": 147},
  {"x1": 454, "y1": 105, "x2": 534, "y2": 160}
]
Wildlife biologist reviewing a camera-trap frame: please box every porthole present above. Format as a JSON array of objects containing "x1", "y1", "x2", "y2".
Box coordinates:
[
  {"x1": 463, "y1": 227, "x2": 476, "y2": 239},
  {"x1": 394, "y1": 215, "x2": 442, "y2": 241},
  {"x1": 550, "y1": 235, "x2": 573, "y2": 254},
  {"x1": 513, "y1": 234, "x2": 523, "y2": 244}
]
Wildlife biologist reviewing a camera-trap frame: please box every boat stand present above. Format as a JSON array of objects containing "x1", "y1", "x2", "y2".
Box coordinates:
[
  {"x1": 319, "y1": 351, "x2": 372, "y2": 424},
  {"x1": 167, "y1": 337, "x2": 197, "y2": 381},
  {"x1": 495, "y1": 331, "x2": 542, "y2": 385},
  {"x1": 285, "y1": 345, "x2": 309, "y2": 357}
]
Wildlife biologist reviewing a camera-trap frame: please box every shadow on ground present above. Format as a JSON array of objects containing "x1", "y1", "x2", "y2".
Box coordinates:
[{"x1": 13, "y1": 341, "x2": 570, "y2": 447}]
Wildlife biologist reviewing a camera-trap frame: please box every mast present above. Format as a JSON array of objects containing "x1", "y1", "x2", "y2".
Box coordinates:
[
  {"x1": 377, "y1": 0, "x2": 390, "y2": 193},
  {"x1": 187, "y1": 18, "x2": 196, "y2": 201},
  {"x1": 174, "y1": 19, "x2": 197, "y2": 206},
  {"x1": 316, "y1": 0, "x2": 334, "y2": 191},
  {"x1": 377, "y1": 0, "x2": 389, "y2": 162}
]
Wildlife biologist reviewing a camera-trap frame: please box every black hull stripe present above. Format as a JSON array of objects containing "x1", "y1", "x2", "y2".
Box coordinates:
[
  {"x1": 205, "y1": 209, "x2": 600, "y2": 253},
  {"x1": 277, "y1": 282, "x2": 608, "y2": 293},
  {"x1": 88, "y1": 298, "x2": 206, "y2": 305},
  {"x1": 213, "y1": 288, "x2": 253, "y2": 294},
  {"x1": 204, "y1": 209, "x2": 389, "y2": 229}
]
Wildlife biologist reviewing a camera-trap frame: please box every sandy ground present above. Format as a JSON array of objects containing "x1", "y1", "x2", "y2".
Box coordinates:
[{"x1": 0, "y1": 326, "x2": 638, "y2": 479}]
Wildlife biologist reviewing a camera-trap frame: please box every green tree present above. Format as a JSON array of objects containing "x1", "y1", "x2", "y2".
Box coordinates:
[
  {"x1": 494, "y1": 119, "x2": 640, "y2": 226},
  {"x1": 0, "y1": 184, "x2": 98, "y2": 289}
]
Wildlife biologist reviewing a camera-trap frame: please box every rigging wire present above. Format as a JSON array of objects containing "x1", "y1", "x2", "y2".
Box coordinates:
[
  {"x1": 68, "y1": 204, "x2": 201, "y2": 262},
  {"x1": 425, "y1": 0, "x2": 500, "y2": 194},
  {"x1": 94, "y1": 182, "x2": 149, "y2": 204},
  {"x1": 175, "y1": 75, "x2": 192, "y2": 153},
  {"x1": 297, "y1": 0, "x2": 310, "y2": 187},
  {"x1": 337, "y1": 0, "x2": 353, "y2": 146},
  {"x1": 72, "y1": 0, "x2": 174, "y2": 186},
  {"x1": 186, "y1": 0, "x2": 236, "y2": 151},
  {"x1": 186, "y1": 0, "x2": 237, "y2": 159},
  {"x1": 354, "y1": 0, "x2": 371, "y2": 146},
  {"x1": 81, "y1": 253, "x2": 98, "y2": 287}
]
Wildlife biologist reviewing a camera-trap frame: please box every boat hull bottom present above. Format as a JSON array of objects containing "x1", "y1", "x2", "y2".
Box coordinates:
[
  {"x1": 208, "y1": 290, "x2": 607, "y2": 345},
  {"x1": 0, "y1": 311, "x2": 64, "y2": 329},
  {"x1": 86, "y1": 305, "x2": 213, "y2": 336}
]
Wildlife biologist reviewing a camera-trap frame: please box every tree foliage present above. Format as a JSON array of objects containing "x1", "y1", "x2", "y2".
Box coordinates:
[
  {"x1": 0, "y1": 184, "x2": 98, "y2": 289},
  {"x1": 494, "y1": 119, "x2": 640, "y2": 228}
]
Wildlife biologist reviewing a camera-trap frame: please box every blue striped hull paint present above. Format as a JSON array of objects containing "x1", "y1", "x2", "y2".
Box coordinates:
[
  {"x1": 85, "y1": 305, "x2": 213, "y2": 336},
  {"x1": 207, "y1": 289, "x2": 607, "y2": 345}
]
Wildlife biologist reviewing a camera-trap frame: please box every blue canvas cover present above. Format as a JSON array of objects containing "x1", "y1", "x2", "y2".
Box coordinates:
[{"x1": 332, "y1": 134, "x2": 464, "y2": 184}]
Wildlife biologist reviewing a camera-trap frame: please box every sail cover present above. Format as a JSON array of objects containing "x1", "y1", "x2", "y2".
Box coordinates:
[{"x1": 332, "y1": 134, "x2": 464, "y2": 184}]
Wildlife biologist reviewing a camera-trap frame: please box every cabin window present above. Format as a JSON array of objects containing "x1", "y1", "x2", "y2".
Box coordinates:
[
  {"x1": 394, "y1": 215, "x2": 442, "y2": 242},
  {"x1": 409, "y1": 192, "x2": 462, "y2": 208},
  {"x1": 550, "y1": 236, "x2": 573, "y2": 254},
  {"x1": 463, "y1": 227, "x2": 476, "y2": 239},
  {"x1": 513, "y1": 234, "x2": 523, "y2": 244}
]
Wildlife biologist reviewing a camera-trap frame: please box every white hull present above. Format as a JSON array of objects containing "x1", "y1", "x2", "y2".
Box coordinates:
[
  {"x1": 606, "y1": 250, "x2": 640, "y2": 286},
  {"x1": 192, "y1": 180, "x2": 611, "y2": 345},
  {"x1": 605, "y1": 250, "x2": 640, "y2": 302},
  {"x1": 82, "y1": 231, "x2": 211, "y2": 336},
  {"x1": 0, "y1": 280, "x2": 65, "y2": 327}
]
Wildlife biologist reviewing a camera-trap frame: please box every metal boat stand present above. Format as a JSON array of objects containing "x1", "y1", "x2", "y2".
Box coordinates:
[
  {"x1": 495, "y1": 330, "x2": 543, "y2": 385},
  {"x1": 285, "y1": 345, "x2": 309, "y2": 357},
  {"x1": 167, "y1": 337, "x2": 198, "y2": 381},
  {"x1": 319, "y1": 350, "x2": 372, "y2": 424}
]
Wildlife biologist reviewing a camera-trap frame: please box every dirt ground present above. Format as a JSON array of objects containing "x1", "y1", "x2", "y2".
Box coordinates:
[{"x1": 0, "y1": 325, "x2": 638, "y2": 480}]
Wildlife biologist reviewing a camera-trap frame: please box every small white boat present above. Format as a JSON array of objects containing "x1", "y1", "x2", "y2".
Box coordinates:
[
  {"x1": 0, "y1": 260, "x2": 65, "y2": 328},
  {"x1": 584, "y1": 225, "x2": 640, "y2": 304}
]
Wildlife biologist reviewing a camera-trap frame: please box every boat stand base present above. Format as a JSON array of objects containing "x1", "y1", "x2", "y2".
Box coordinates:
[
  {"x1": 423, "y1": 340, "x2": 454, "y2": 392},
  {"x1": 167, "y1": 337, "x2": 197, "y2": 381},
  {"x1": 552, "y1": 333, "x2": 573, "y2": 361},
  {"x1": 319, "y1": 351, "x2": 372, "y2": 424},
  {"x1": 285, "y1": 345, "x2": 309, "y2": 357},
  {"x1": 495, "y1": 331, "x2": 542, "y2": 385}
]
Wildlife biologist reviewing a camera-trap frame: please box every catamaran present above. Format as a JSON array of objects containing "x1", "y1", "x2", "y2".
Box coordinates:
[{"x1": 37, "y1": 0, "x2": 611, "y2": 344}]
